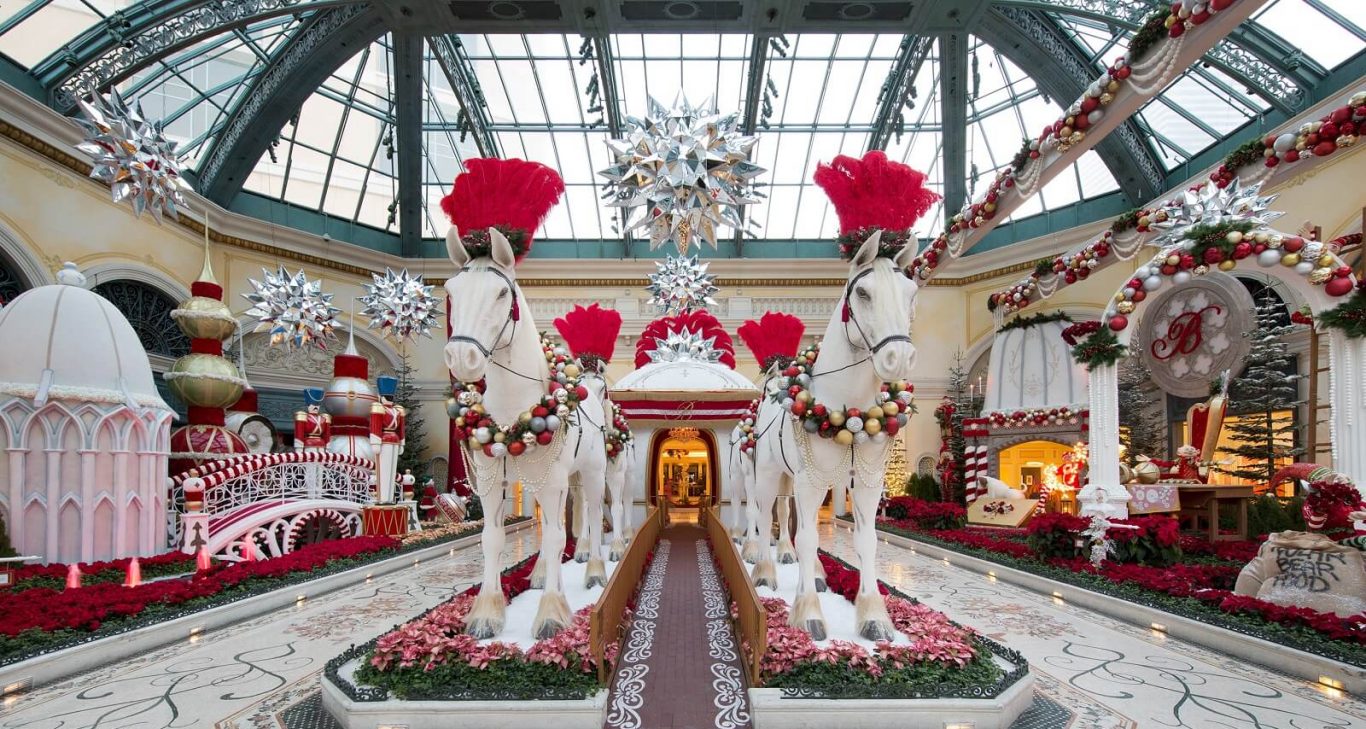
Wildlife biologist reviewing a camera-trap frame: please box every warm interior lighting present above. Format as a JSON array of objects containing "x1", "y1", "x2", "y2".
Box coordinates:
[
  {"x1": 1318, "y1": 676, "x2": 1344, "y2": 690},
  {"x1": 1150, "y1": 622, "x2": 1167, "y2": 632}
]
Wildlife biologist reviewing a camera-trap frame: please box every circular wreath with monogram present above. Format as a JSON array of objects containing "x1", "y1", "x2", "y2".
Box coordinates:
[
  {"x1": 769, "y1": 343, "x2": 915, "y2": 445},
  {"x1": 447, "y1": 334, "x2": 590, "y2": 458}
]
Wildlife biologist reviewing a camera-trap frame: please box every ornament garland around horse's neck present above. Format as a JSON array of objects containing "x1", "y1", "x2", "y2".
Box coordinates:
[
  {"x1": 449, "y1": 333, "x2": 590, "y2": 458},
  {"x1": 768, "y1": 342, "x2": 915, "y2": 445},
  {"x1": 736, "y1": 399, "x2": 760, "y2": 455},
  {"x1": 606, "y1": 402, "x2": 632, "y2": 462}
]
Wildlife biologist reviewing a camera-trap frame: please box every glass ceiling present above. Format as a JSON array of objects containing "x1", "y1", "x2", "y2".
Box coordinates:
[{"x1": 0, "y1": 0, "x2": 1361, "y2": 252}]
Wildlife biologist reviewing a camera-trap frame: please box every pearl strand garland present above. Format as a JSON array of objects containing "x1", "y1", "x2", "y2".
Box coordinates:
[{"x1": 1125, "y1": 35, "x2": 1185, "y2": 95}]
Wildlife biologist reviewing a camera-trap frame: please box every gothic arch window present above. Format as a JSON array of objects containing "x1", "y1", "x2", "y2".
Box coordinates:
[
  {"x1": 91, "y1": 280, "x2": 190, "y2": 358},
  {"x1": 916, "y1": 455, "x2": 937, "y2": 476},
  {"x1": 0, "y1": 252, "x2": 29, "y2": 305}
]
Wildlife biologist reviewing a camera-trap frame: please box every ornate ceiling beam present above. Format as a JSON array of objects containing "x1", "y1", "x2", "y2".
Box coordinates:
[
  {"x1": 591, "y1": 35, "x2": 623, "y2": 137},
  {"x1": 197, "y1": 5, "x2": 384, "y2": 204},
  {"x1": 939, "y1": 32, "x2": 969, "y2": 218},
  {"x1": 994, "y1": 0, "x2": 1322, "y2": 114},
  {"x1": 426, "y1": 34, "x2": 501, "y2": 158},
  {"x1": 868, "y1": 35, "x2": 932, "y2": 151},
  {"x1": 30, "y1": 0, "x2": 363, "y2": 110},
  {"x1": 740, "y1": 33, "x2": 772, "y2": 135},
  {"x1": 980, "y1": 7, "x2": 1164, "y2": 204},
  {"x1": 393, "y1": 33, "x2": 423, "y2": 257}
]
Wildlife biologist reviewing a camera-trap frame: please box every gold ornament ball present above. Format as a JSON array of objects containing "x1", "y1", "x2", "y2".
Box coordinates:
[
  {"x1": 1106, "y1": 79, "x2": 1120, "y2": 93},
  {"x1": 166, "y1": 354, "x2": 243, "y2": 408},
  {"x1": 1099, "y1": 92, "x2": 1115, "y2": 105},
  {"x1": 564, "y1": 364, "x2": 581, "y2": 378},
  {"x1": 796, "y1": 390, "x2": 812, "y2": 403},
  {"x1": 1281, "y1": 253, "x2": 1301, "y2": 267},
  {"x1": 1116, "y1": 301, "x2": 1135, "y2": 314},
  {"x1": 828, "y1": 411, "x2": 847, "y2": 427},
  {"x1": 864, "y1": 418, "x2": 882, "y2": 435},
  {"x1": 493, "y1": 432, "x2": 505, "y2": 443},
  {"x1": 866, "y1": 405, "x2": 884, "y2": 421},
  {"x1": 1309, "y1": 268, "x2": 1333, "y2": 284},
  {"x1": 174, "y1": 296, "x2": 237, "y2": 341},
  {"x1": 519, "y1": 411, "x2": 532, "y2": 423},
  {"x1": 1318, "y1": 255, "x2": 1336, "y2": 267},
  {"x1": 834, "y1": 430, "x2": 855, "y2": 446},
  {"x1": 1218, "y1": 259, "x2": 1237, "y2": 271}
]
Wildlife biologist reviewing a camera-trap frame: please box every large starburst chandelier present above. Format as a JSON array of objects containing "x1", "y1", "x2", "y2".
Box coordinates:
[
  {"x1": 599, "y1": 94, "x2": 765, "y2": 255},
  {"x1": 359, "y1": 268, "x2": 440, "y2": 344},
  {"x1": 74, "y1": 89, "x2": 193, "y2": 222},
  {"x1": 242, "y1": 267, "x2": 341, "y2": 350},
  {"x1": 1150, "y1": 178, "x2": 1283, "y2": 247},
  {"x1": 647, "y1": 329, "x2": 724, "y2": 364}
]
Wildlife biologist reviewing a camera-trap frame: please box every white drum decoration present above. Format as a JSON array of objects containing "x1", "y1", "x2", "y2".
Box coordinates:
[{"x1": 983, "y1": 318, "x2": 1088, "y2": 412}]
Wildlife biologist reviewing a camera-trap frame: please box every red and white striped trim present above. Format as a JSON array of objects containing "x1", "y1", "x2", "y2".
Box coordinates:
[
  {"x1": 615, "y1": 399, "x2": 753, "y2": 422},
  {"x1": 172, "y1": 451, "x2": 374, "y2": 487}
]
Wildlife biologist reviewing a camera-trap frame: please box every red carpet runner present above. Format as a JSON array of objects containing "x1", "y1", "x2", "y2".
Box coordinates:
[{"x1": 604, "y1": 525, "x2": 753, "y2": 729}]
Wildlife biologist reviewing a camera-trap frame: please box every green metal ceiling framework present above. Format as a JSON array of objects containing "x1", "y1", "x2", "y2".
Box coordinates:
[{"x1": 0, "y1": 0, "x2": 1361, "y2": 260}]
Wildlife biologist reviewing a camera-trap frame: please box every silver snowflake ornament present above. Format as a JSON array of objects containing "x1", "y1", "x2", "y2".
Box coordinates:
[
  {"x1": 600, "y1": 94, "x2": 765, "y2": 255},
  {"x1": 359, "y1": 267, "x2": 439, "y2": 344},
  {"x1": 74, "y1": 89, "x2": 193, "y2": 223},
  {"x1": 647, "y1": 328, "x2": 724, "y2": 364},
  {"x1": 1150, "y1": 177, "x2": 1283, "y2": 247},
  {"x1": 647, "y1": 255, "x2": 719, "y2": 314},
  {"x1": 242, "y1": 266, "x2": 341, "y2": 350}
]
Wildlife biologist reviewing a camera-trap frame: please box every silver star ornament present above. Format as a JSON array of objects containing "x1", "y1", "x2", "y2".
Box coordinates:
[
  {"x1": 647, "y1": 255, "x2": 719, "y2": 314},
  {"x1": 242, "y1": 267, "x2": 341, "y2": 350},
  {"x1": 360, "y1": 268, "x2": 440, "y2": 344},
  {"x1": 1150, "y1": 177, "x2": 1283, "y2": 247},
  {"x1": 647, "y1": 328, "x2": 724, "y2": 364},
  {"x1": 74, "y1": 89, "x2": 193, "y2": 223},
  {"x1": 600, "y1": 94, "x2": 765, "y2": 255}
]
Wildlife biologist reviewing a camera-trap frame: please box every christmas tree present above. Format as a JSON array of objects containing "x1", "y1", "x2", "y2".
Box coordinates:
[
  {"x1": 1218, "y1": 291, "x2": 1304, "y2": 484},
  {"x1": 1117, "y1": 351, "x2": 1167, "y2": 465},
  {"x1": 938, "y1": 350, "x2": 979, "y2": 503},
  {"x1": 393, "y1": 353, "x2": 430, "y2": 483}
]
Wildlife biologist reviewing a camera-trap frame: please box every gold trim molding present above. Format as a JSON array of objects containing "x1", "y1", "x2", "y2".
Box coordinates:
[{"x1": 0, "y1": 119, "x2": 1034, "y2": 288}]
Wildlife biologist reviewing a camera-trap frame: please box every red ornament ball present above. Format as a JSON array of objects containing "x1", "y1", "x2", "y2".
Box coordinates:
[
  {"x1": 536, "y1": 430, "x2": 554, "y2": 445},
  {"x1": 1325, "y1": 277, "x2": 1355, "y2": 297},
  {"x1": 1109, "y1": 315, "x2": 1129, "y2": 331},
  {"x1": 508, "y1": 441, "x2": 526, "y2": 456}
]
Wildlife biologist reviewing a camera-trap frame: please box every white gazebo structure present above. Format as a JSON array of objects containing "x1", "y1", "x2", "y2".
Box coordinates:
[
  {"x1": 0, "y1": 264, "x2": 174, "y2": 563},
  {"x1": 611, "y1": 359, "x2": 758, "y2": 526}
]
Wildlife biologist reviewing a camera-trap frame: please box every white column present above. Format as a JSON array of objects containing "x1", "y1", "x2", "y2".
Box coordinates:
[
  {"x1": 1079, "y1": 363, "x2": 1130, "y2": 518},
  {"x1": 1327, "y1": 330, "x2": 1366, "y2": 496},
  {"x1": 832, "y1": 479, "x2": 848, "y2": 517},
  {"x1": 80, "y1": 449, "x2": 97, "y2": 562},
  {"x1": 44, "y1": 447, "x2": 61, "y2": 560},
  {"x1": 7, "y1": 447, "x2": 25, "y2": 556}
]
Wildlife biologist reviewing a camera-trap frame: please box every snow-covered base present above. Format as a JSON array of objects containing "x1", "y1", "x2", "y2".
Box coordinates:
[
  {"x1": 322, "y1": 660, "x2": 607, "y2": 729},
  {"x1": 756, "y1": 561, "x2": 913, "y2": 649},
  {"x1": 481, "y1": 547, "x2": 617, "y2": 647}
]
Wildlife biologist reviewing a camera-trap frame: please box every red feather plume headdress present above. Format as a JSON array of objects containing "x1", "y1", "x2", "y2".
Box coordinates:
[
  {"x1": 554, "y1": 303, "x2": 623, "y2": 373},
  {"x1": 737, "y1": 312, "x2": 805, "y2": 372},
  {"x1": 439, "y1": 157, "x2": 566, "y2": 261},
  {"x1": 813, "y1": 150, "x2": 939, "y2": 260},
  {"x1": 635, "y1": 310, "x2": 737, "y2": 369}
]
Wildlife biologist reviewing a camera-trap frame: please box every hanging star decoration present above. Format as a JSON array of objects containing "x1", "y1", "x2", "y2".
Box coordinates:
[
  {"x1": 1150, "y1": 178, "x2": 1283, "y2": 246},
  {"x1": 242, "y1": 266, "x2": 341, "y2": 350},
  {"x1": 74, "y1": 89, "x2": 193, "y2": 223},
  {"x1": 647, "y1": 328, "x2": 725, "y2": 364},
  {"x1": 646, "y1": 254, "x2": 719, "y2": 314},
  {"x1": 359, "y1": 268, "x2": 440, "y2": 344},
  {"x1": 600, "y1": 94, "x2": 765, "y2": 255}
]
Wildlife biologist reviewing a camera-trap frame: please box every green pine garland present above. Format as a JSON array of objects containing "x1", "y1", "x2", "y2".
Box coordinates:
[
  {"x1": 1127, "y1": 11, "x2": 1172, "y2": 64},
  {"x1": 1071, "y1": 328, "x2": 1127, "y2": 372},
  {"x1": 1182, "y1": 219, "x2": 1255, "y2": 262},
  {"x1": 460, "y1": 225, "x2": 530, "y2": 259},
  {"x1": 837, "y1": 227, "x2": 913, "y2": 261},
  {"x1": 997, "y1": 310, "x2": 1072, "y2": 334},
  {"x1": 1223, "y1": 137, "x2": 1266, "y2": 172},
  {"x1": 1111, "y1": 207, "x2": 1142, "y2": 234},
  {"x1": 1318, "y1": 286, "x2": 1366, "y2": 338},
  {"x1": 1032, "y1": 257, "x2": 1054, "y2": 277}
]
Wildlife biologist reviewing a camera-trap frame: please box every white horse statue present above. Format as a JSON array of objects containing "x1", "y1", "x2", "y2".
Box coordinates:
[
  {"x1": 749, "y1": 232, "x2": 919, "y2": 640},
  {"x1": 441, "y1": 158, "x2": 612, "y2": 639}
]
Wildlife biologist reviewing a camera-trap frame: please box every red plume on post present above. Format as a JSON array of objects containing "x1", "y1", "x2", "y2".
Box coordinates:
[
  {"x1": 737, "y1": 312, "x2": 805, "y2": 372},
  {"x1": 813, "y1": 150, "x2": 938, "y2": 236},
  {"x1": 553, "y1": 303, "x2": 623, "y2": 373},
  {"x1": 439, "y1": 158, "x2": 566, "y2": 260},
  {"x1": 635, "y1": 310, "x2": 737, "y2": 369}
]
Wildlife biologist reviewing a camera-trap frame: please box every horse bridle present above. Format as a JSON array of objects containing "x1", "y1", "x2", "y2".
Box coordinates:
[
  {"x1": 446, "y1": 265, "x2": 519, "y2": 357},
  {"x1": 842, "y1": 267, "x2": 912, "y2": 355}
]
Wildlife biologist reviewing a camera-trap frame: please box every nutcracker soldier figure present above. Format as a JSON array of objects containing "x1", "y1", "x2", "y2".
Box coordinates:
[
  {"x1": 369, "y1": 376, "x2": 406, "y2": 503},
  {"x1": 294, "y1": 388, "x2": 331, "y2": 453}
]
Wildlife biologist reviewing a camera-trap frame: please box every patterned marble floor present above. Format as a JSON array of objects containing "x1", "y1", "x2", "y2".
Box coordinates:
[
  {"x1": 0, "y1": 528, "x2": 541, "y2": 729},
  {"x1": 3, "y1": 520, "x2": 1362, "y2": 729},
  {"x1": 818, "y1": 521, "x2": 1366, "y2": 729}
]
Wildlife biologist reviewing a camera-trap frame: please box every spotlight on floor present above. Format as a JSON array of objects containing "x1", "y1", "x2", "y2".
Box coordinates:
[
  {"x1": 1318, "y1": 676, "x2": 1344, "y2": 690},
  {"x1": 1150, "y1": 622, "x2": 1167, "y2": 633}
]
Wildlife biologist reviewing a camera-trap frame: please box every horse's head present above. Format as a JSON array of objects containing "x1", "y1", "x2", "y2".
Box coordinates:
[
  {"x1": 842, "y1": 231, "x2": 919, "y2": 382},
  {"x1": 443, "y1": 226, "x2": 521, "y2": 382}
]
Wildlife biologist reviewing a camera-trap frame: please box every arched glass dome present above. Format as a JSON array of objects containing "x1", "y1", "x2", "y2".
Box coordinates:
[{"x1": 0, "y1": 0, "x2": 1360, "y2": 258}]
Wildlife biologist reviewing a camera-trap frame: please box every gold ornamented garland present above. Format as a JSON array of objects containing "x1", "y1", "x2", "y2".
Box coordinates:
[
  {"x1": 767, "y1": 342, "x2": 915, "y2": 445},
  {"x1": 448, "y1": 334, "x2": 590, "y2": 458},
  {"x1": 606, "y1": 402, "x2": 633, "y2": 462}
]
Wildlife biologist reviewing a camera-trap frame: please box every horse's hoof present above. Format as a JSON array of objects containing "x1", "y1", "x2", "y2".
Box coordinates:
[
  {"x1": 532, "y1": 592, "x2": 572, "y2": 639},
  {"x1": 751, "y1": 561, "x2": 778, "y2": 589},
  {"x1": 806, "y1": 620, "x2": 828, "y2": 641},
  {"x1": 741, "y1": 538, "x2": 761, "y2": 564},
  {"x1": 814, "y1": 577, "x2": 827, "y2": 593},
  {"x1": 859, "y1": 620, "x2": 896, "y2": 643},
  {"x1": 464, "y1": 618, "x2": 501, "y2": 639},
  {"x1": 777, "y1": 551, "x2": 797, "y2": 565},
  {"x1": 608, "y1": 539, "x2": 625, "y2": 562},
  {"x1": 533, "y1": 616, "x2": 569, "y2": 640},
  {"x1": 585, "y1": 557, "x2": 607, "y2": 588},
  {"x1": 574, "y1": 551, "x2": 590, "y2": 564}
]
